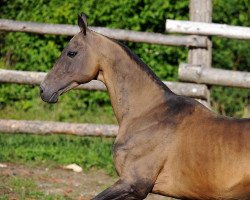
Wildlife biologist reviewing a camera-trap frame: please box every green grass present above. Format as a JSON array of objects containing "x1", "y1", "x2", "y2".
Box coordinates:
[
  {"x1": 0, "y1": 133, "x2": 116, "y2": 175},
  {"x1": 0, "y1": 176, "x2": 67, "y2": 200}
]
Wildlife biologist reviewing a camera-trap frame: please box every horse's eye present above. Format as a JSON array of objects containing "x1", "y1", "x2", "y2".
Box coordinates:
[{"x1": 67, "y1": 51, "x2": 77, "y2": 58}]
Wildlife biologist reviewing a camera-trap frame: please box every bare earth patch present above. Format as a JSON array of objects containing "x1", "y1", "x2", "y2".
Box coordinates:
[{"x1": 0, "y1": 163, "x2": 173, "y2": 199}]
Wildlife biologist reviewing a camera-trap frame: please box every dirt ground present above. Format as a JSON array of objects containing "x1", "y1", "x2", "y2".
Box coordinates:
[{"x1": 0, "y1": 163, "x2": 174, "y2": 200}]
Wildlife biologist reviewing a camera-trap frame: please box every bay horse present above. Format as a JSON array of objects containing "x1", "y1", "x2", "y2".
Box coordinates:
[{"x1": 40, "y1": 13, "x2": 250, "y2": 200}]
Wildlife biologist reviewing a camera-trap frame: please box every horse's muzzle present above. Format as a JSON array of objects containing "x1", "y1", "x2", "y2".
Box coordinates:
[{"x1": 39, "y1": 84, "x2": 58, "y2": 103}]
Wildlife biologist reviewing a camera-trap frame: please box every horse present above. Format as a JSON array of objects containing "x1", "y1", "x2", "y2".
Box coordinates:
[{"x1": 40, "y1": 13, "x2": 250, "y2": 200}]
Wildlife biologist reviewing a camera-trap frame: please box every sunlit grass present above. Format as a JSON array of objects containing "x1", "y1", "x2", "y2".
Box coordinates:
[{"x1": 0, "y1": 133, "x2": 116, "y2": 176}]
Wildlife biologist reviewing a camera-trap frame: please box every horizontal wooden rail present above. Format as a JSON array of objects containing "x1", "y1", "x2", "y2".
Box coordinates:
[
  {"x1": 0, "y1": 69, "x2": 106, "y2": 91},
  {"x1": 0, "y1": 19, "x2": 207, "y2": 47},
  {"x1": 179, "y1": 64, "x2": 250, "y2": 88},
  {"x1": 0, "y1": 119, "x2": 118, "y2": 137},
  {"x1": 0, "y1": 69, "x2": 209, "y2": 99},
  {"x1": 166, "y1": 19, "x2": 250, "y2": 40}
]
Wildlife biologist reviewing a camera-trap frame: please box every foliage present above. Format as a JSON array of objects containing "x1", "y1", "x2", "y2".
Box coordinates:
[
  {"x1": 210, "y1": 0, "x2": 250, "y2": 117},
  {"x1": 0, "y1": 0, "x2": 249, "y2": 117},
  {"x1": 211, "y1": 86, "x2": 249, "y2": 117},
  {"x1": 0, "y1": 84, "x2": 116, "y2": 124},
  {"x1": 0, "y1": 0, "x2": 190, "y2": 122}
]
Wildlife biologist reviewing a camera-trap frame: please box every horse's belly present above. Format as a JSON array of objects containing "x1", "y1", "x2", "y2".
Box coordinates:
[
  {"x1": 152, "y1": 170, "x2": 209, "y2": 199},
  {"x1": 152, "y1": 172, "x2": 182, "y2": 198},
  {"x1": 152, "y1": 165, "x2": 250, "y2": 200},
  {"x1": 151, "y1": 163, "x2": 199, "y2": 199}
]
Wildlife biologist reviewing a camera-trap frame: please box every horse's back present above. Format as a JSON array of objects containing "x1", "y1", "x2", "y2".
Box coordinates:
[{"x1": 153, "y1": 99, "x2": 250, "y2": 199}]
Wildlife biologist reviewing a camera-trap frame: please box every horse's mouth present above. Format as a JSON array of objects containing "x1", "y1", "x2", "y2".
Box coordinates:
[
  {"x1": 42, "y1": 82, "x2": 79, "y2": 103},
  {"x1": 48, "y1": 92, "x2": 59, "y2": 103}
]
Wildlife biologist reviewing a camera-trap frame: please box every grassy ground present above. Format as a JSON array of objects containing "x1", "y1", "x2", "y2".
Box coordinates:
[
  {"x1": 0, "y1": 163, "x2": 116, "y2": 200},
  {"x1": 0, "y1": 133, "x2": 117, "y2": 199},
  {"x1": 0, "y1": 176, "x2": 66, "y2": 200},
  {"x1": 0, "y1": 133, "x2": 116, "y2": 176},
  {"x1": 0, "y1": 163, "x2": 168, "y2": 200}
]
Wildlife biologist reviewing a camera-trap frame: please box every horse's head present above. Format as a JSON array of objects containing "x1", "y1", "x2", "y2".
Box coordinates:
[{"x1": 40, "y1": 13, "x2": 99, "y2": 103}]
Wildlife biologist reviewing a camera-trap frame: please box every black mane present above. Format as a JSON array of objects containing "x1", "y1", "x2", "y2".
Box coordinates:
[{"x1": 110, "y1": 39, "x2": 172, "y2": 92}]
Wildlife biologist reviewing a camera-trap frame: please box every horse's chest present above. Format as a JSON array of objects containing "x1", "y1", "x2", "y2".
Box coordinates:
[
  {"x1": 112, "y1": 134, "x2": 162, "y2": 175},
  {"x1": 112, "y1": 140, "x2": 140, "y2": 175},
  {"x1": 113, "y1": 135, "x2": 173, "y2": 180},
  {"x1": 112, "y1": 143, "x2": 127, "y2": 175}
]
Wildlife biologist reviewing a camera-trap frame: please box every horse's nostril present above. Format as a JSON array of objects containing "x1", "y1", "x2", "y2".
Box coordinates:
[{"x1": 40, "y1": 85, "x2": 44, "y2": 94}]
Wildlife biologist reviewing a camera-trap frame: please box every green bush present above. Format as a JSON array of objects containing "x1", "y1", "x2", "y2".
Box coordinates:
[
  {"x1": 210, "y1": 0, "x2": 250, "y2": 117},
  {"x1": 0, "y1": 0, "x2": 249, "y2": 118}
]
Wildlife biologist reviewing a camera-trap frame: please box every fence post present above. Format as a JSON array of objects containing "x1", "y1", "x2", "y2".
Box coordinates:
[{"x1": 188, "y1": 0, "x2": 212, "y2": 105}]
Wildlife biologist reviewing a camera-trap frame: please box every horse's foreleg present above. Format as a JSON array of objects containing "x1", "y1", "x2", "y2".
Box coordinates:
[{"x1": 92, "y1": 179, "x2": 148, "y2": 200}]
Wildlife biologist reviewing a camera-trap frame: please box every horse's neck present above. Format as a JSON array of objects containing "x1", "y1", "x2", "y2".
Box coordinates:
[{"x1": 97, "y1": 36, "x2": 171, "y2": 125}]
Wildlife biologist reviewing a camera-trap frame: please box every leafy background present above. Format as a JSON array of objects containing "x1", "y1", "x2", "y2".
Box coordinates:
[{"x1": 0, "y1": 0, "x2": 249, "y2": 123}]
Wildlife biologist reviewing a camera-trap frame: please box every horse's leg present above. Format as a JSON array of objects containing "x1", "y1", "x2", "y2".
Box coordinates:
[{"x1": 92, "y1": 179, "x2": 152, "y2": 200}]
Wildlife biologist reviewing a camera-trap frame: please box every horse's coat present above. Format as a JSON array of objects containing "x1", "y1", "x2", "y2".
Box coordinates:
[{"x1": 40, "y1": 14, "x2": 250, "y2": 200}]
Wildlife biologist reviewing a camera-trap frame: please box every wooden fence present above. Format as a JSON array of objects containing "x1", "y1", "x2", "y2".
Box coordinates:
[
  {"x1": 0, "y1": 19, "x2": 207, "y2": 47},
  {"x1": 166, "y1": 19, "x2": 250, "y2": 40},
  {"x1": 0, "y1": 69, "x2": 209, "y2": 99},
  {"x1": 179, "y1": 64, "x2": 250, "y2": 89},
  {"x1": 0, "y1": 0, "x2": 249, "y2": 136},
  {"x1": 0, "y1": 119, "x2": 118, "y2": 137}
]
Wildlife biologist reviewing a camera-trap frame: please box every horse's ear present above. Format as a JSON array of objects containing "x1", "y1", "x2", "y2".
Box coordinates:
[{"x1": 78, "y1": 13, "x2": 88, "y2": 35}]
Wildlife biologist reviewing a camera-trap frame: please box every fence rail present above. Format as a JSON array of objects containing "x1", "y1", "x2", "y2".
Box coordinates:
[
  {"x1": 0, "y1": 69, "x2": 209, "y2": 99},
  {"x1": 0, "y1": 119, "x2": 118, "y2": 137},
  {"x1": 166, "y1": 19, "x2": 250, "y2": 40},
  {"x1": 179, "y1": 64, "x2": 250, "y2": 88},
  {"x1": 0, "y1": 19, "x2": 207, "y2": 47}
]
